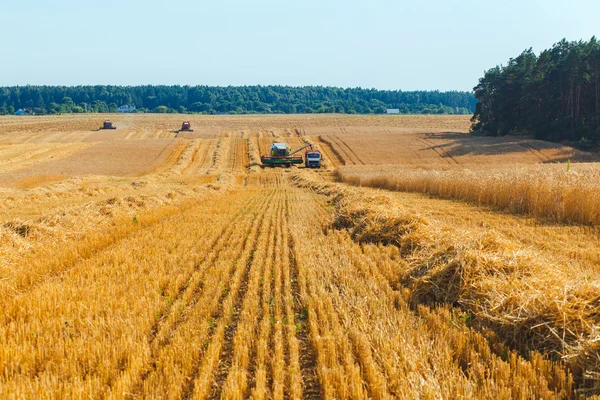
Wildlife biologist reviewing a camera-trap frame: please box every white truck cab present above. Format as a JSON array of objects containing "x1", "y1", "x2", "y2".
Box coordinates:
[{"x1": 305, "y1": 151, "x2": 322, "y2": 168}]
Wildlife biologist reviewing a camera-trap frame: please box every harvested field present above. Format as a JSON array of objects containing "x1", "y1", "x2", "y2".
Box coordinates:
[
  {"x1": 0, "y1": 142, "x2": 96, "y2": 174},
  {"x1": 0, "y1": 139, "x2": 181, "y2": 186},
  {"x1": 1, "y1": 114, "x2": 600, "y2": 398},
  {"x1": 318, "y1": 131, "x2": 597, "y2": 166}
]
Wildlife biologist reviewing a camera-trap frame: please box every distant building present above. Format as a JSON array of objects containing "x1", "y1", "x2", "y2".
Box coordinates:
[
  {"x1": 15, "y1": 109, "x2": 27, "y2": 115},
  {"x1": 118, "y1": 105, "x2": 136, "y2": 113},
  {"x1": 386, "y1": 109, "x2": 400, "y2": 114}
]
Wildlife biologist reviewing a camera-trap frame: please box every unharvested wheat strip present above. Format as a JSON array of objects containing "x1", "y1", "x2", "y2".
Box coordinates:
[
  {"x1": 217, "y1": 190, "x2": 285, "y2": 399},
  {"x1": 106, "y1": 191, "x2": 265, "y2": 398},
  {"x1": 182, "y1": 189, "x2": 277, "y2": 399}
]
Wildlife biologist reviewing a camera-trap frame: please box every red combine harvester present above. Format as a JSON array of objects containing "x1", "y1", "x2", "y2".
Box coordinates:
[
  {"x1": 99, "y1": 120, "x2": 117, "y2": 130},
  {"x1": 172, "y1": 121, "x2": 194, "y2": 136},
  {"x1": 180, "y1": 121, "x2": 193, "y2": 132}
]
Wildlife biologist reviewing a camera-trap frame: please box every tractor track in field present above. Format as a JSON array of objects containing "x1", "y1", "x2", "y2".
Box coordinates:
[
  {"x1": 335, "y1": 133, "x2": 365, "y2": 165},
  {"x1": 329, "y1": 135, "x2": 355, "y2": 165},
  {"x1": 316, "y1": 135, "x2": 346, "y2": 166},
  {"x1": 417, "y1": 137, "x2": 460, "y2": 165},
  {"x1": 520, "y1": 142, "x2": 553, "y2": 162}
]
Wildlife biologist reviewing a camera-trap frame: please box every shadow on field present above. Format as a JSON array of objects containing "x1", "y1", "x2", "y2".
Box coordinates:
[{"x1": 421, "y1": 132, "x2": 600, "y2": 163}]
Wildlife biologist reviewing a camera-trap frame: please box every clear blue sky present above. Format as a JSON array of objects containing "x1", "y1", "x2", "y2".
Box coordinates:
[{"x1": 1, "y1": 0, "x2": 598, "y2": 91}]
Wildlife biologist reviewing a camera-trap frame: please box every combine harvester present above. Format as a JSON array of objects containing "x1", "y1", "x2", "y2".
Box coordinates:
[
  {"x1": 261, "y1": 142, "x2": 321, "y2": 168},
  {"x1": 178, "y1": 121, "x2": 194, "y2": 132},
  {"x1": 97, "y1": 120, "x2": 117, "y2": 130},
  {"x1": 172, "y1": 121, "x2": 194, "y2": 136}
]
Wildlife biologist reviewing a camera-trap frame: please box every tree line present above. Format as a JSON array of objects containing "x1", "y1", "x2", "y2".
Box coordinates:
[
  {"x1": 472, "y1": 37, "x2": 600, "y2": 144},
  {"x1": 0, "y1": 85, "x2": 475, "y2": 116}
]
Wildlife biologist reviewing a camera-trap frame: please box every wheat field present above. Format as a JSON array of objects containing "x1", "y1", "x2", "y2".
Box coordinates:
[{"x1": 1, "y1": 114, "x2": 599, "y2": 399}]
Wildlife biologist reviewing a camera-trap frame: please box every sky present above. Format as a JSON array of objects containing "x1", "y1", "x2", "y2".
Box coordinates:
[{"x1": 1, "y1": 0, "x2": 598, "y2": 91}]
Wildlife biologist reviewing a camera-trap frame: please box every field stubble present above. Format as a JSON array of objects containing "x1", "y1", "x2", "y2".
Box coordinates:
[{"x1": 2, "y1": 114, "x2": 600, "y2": 398}]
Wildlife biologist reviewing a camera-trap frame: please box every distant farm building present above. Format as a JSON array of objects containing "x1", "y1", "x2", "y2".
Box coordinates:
[
  {"x1": 386, "y1": 109, "x2": 400, "y2": 114},
  {"x1": 15, "y1": 109, "x2": 28, "y2": 115},
  {"x1": 118, "y1": 105, "x2": 136, "y2": 113}
]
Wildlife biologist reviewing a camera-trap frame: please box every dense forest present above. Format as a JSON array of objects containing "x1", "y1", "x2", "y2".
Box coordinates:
[
  {"x1": 0, "y1": 85, "x2": 475, "y2": 116},
  {"x1": 472, "y1": 37, "x2": 600, "y2": 143}
]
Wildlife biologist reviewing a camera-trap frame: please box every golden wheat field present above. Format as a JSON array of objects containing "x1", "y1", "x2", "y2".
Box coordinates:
[{"x1": 2, "y1": 114, "x2": 600, "y2": 399}]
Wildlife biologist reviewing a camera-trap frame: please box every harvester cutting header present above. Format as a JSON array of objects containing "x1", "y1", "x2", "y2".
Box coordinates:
[{"x1": 261, "y1": 142, "x2": 321, "y2": 168}]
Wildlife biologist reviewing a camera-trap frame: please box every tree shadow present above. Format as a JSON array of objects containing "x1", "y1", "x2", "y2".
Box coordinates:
[{"x1": 419, "y1": 132, "x2": 600, "y2": 163}]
